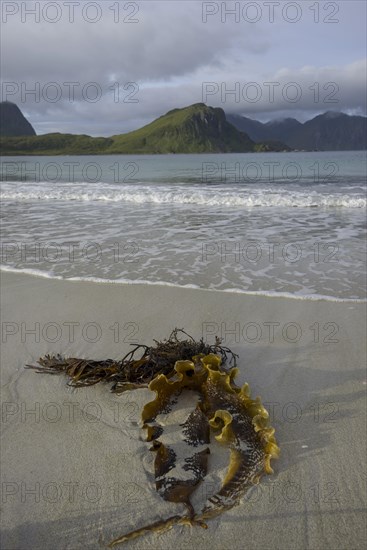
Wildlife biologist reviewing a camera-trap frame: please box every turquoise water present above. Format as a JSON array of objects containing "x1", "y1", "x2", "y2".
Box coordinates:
[{"x1": 1, "y1": 151, "x2": 366, "y2": 299}]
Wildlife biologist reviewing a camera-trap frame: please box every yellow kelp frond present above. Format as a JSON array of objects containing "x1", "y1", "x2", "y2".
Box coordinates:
[{"x1": 209, "y1": 409, "x2": 236, "y2": 444}]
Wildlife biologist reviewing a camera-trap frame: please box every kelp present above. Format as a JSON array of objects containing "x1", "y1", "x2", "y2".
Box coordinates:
[
  {"x1": 28, "y1": 329, "x2": 236, "y2": 391},
  {"x1": 26, "y1": 329, "x2": 279, "y2": 546}
]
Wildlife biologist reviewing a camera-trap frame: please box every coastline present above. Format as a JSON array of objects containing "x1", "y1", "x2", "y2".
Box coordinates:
[
  {"x1": 1, "y1": 266, "x2": 365, "y2": 303},
  {"x1": 1, "y1": 271, "x2": 366, "y2": 549}
]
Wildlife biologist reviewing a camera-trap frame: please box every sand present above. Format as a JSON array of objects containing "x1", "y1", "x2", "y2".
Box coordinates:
[{"x1": 1, "y1": 271, "x2": 366, "y2": 549}]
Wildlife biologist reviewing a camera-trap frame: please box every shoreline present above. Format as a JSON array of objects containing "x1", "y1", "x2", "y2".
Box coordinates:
[
  {"x1": 1, "y1": 267, "x2": 365, "y2": 303},
  {"x1": 1, "y1": 271, "x2": 366, "y2": 549}
]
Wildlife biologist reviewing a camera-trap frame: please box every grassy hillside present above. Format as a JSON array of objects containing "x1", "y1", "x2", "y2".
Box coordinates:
[
  {"x1": 0, "y1": 104, "x2": 258, "y2": 155},
  {"x1": 0, "y1": 133, "x2": 113, "y2": 155},
  {"x1": 109, "y1": 103, "x2": 255, "y2": 153}
]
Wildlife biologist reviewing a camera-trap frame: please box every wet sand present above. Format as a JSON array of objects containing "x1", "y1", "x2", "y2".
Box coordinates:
[{"x1": 1, "y1": 271, "x2": 366, "y2": 549}]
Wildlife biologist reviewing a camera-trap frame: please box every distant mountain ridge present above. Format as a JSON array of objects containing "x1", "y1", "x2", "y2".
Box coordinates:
[
  {"x1": 0, "y1": 102, "x2": 36, "y2": 137},
  {"x1": 1, "y1": 102, "x2": 365, "y2": 154},
  {"x1": 0, "y1": 103, "x2": 289, "y2": 155},
  {"x1": 227, "y1": 111, "x2": 367, "y2": 151}
]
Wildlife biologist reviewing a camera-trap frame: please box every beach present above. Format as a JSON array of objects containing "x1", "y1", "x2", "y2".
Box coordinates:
[
  {"x1": 1, "y1": 271, "x2": 366, "y2": 549},
  {"x1": 2, "y1": 1, "x2": 367, "y2": 547}
]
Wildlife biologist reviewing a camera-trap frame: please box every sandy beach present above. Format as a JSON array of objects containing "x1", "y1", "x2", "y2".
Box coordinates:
[{"x1": 1, "y1": 271, "x2": 366, "y2": 549}]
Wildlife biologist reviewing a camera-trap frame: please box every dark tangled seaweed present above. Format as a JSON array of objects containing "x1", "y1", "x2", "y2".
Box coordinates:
[{"x1": 26, "y1": 329, "x2": 279, "y2": 546}]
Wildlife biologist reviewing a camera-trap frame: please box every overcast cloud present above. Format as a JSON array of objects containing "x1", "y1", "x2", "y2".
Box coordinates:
[{"x1": 1, "y1": 0, "x2": 366, "y2": 135}]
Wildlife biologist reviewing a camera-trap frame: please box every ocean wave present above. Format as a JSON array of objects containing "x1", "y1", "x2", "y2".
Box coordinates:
[{"x1": 1, "y1": 183, "x2": 366, "y2": 208}]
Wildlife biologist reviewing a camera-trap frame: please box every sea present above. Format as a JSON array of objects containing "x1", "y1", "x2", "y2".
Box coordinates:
[{"x1": 1, "y1": 150, "x2": 366, "y2": 301}]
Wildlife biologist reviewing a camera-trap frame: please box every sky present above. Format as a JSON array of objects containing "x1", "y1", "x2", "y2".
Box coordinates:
[{"x1": 1, "y1": 0, "x2": 366, "y2": 136}]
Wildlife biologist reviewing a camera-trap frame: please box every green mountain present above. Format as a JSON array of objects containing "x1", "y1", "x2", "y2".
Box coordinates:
[
  {"x1": 0, "y1": 101, "x2": 36, "y2": 137},
  {"x1": 0, "y1": 103, "x2": 288, "y2": 155},
  {"x1": 108, "y1": 103, "x2": 255, "y2": 153}
]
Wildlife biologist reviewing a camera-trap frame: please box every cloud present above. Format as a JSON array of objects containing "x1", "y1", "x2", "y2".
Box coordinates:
[
  {"x1": 1, "y1": 2, "x2": 269, "y2": 83},
  {"x1": 1, "y1": 1, "x2": 365, "y2": 134},
  {"x1": 220, "y1": 59, "x2": 367, "y2": 120}
]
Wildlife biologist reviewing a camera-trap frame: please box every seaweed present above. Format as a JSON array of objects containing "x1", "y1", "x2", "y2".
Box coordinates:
[
  {"x1": 26, "y1": 329, "x2": 279, "y2": 546},
  {"x1": 27, "y1": 329, "x2": 237, "y2": 392}
]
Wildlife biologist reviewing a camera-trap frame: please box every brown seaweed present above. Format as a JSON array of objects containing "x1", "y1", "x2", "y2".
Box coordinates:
[{"x1": 26, "y1": 329, "x2": 279, "y2": 546}]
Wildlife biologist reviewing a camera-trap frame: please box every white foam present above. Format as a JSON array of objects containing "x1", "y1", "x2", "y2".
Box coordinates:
[
  {"x1": 0, "y1": 265, "x2": 64, "y2": 280},
  {"x1": 1, "y1": 182, "x2": 366, "y2": 208},
  {"x1": 1, "y1": 265, "x2": 365, "y2": 303}
]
